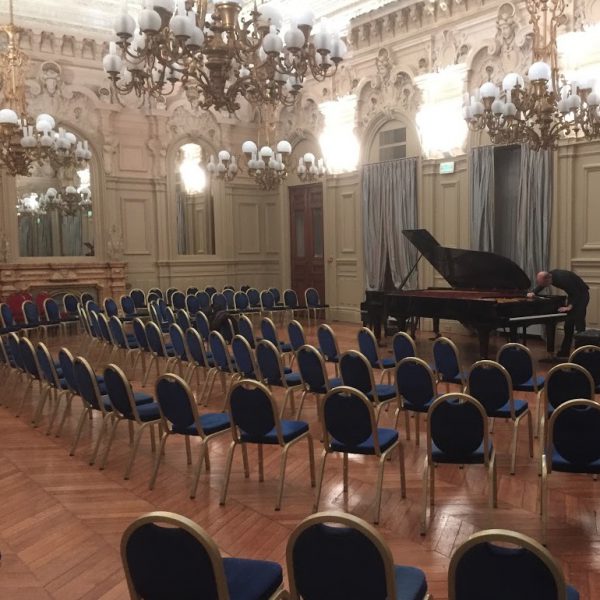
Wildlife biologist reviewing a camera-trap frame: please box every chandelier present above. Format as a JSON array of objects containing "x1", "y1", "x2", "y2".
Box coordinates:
[
  {"x1": 43, "y1": 187, "x2": 92, "y2": 216},
  {"x1": 241, "y1": 138, "x2": 291, "y2": 190},
  {"x1": 207, "y1": 150, "x2": 239, "y2": 181},
  {"x1": 0, "y1": 1, "x2": 92, "y2": 176},
  {"x1": 16, "y1": 193, "x2": 46, "y2": 216},
  {"x1": 295, "y1": 152, "x2": 326, "y2": 182},
  {"x1": 103, "y1": 1, "x2": 346, "y2": 113},
  {"x1": 463, "y1": 0, "x2": 600, "y2": 150}
]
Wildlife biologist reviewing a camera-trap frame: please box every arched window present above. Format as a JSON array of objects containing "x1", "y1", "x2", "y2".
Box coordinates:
[
  {"x1": 367, "y1": 119, "x2": 409, "y2": 163},
  {"x1": 175, "y1": 142, "x2": 215, "y2": 255}
]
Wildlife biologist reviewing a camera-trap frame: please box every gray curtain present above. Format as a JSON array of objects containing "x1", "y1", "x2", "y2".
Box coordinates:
[
  {"x1": 362, "y1": 157, "x2": 419, "y2": 290},
  {"x1": 469, "y1": 146, "x2": 495, "y2": 251},
  {"x1": 61, "y1": 213, "x2": 83, "y2": 256},
  {"x1": 516, "y1": 146, "x2": 553, "y2": 278},
  {"x1": 177, "y1": 192, "x2": 187, "y2": 255}
]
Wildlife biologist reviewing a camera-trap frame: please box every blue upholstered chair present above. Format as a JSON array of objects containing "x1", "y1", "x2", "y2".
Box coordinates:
[
  {"x1": 185, "y1": 328, "x2": 216, "y2": 404},
  {"x1": 35, "y1": 342, "x2": 70, "y2": 434},
  {"x1": 185, "y1": 293, "x2": 200, "y2": 315},
  {"x1": 287, "y1": 319, "x2": 306, "y2": 354},
  {"x1": 168, "y1": 323, "x2": 189, "y2": 377},
  {"x1": 195, "y1": 310, "x2": 211, "y2": 345},
  {"x1": 63, "y1": 293, "x2": 80, "y2": 318},
  {"x1": 17, "y1": 336, "x2": 44, "y2": 420},
  {"x1": 130, "y1": 288, "x2": 146, "y2": 310},
  {"x1": 22, "y1": 300, "x2": 43, "y2": 339},
  {"x1": 6, "y1": 333, "x2": 25, "y2": 393},
  {"x1": 121, "y1": 511, "x2": 287, "y2": 600},
  {"x1": 150, "y1": 374, "x2": 231, "y2": 498},
  {"x1": 148, "y1": 287, "x2": 163, "y2": 299},
  {"x1": 205, "y1": 285, "x2": 218, "y2": 297},
  {"x1": 395, "y1": 357, "x2": 438, "y2": 445},
  {"x1": 358, "y1": 326, "x2": 396, "y2": 383},
  {"x1": 166, "y1": 287, "x2": 178, "y2": 306},
  {"x1": 44, "y1": 297, "x2": 73, "y2": 338},
  {"x1": 1, "y1": 302, "x2": 26, "y2": 334},
  {"x1": 260, "y1": 290, "x2": 285, "y2": 321},
  {"x1": 422, "y1": 393, "x2": 497, "y2": 535},
  {"x1": 234, "y1": 291, "x2": 255, "y2": 315},
  {"x1": 304, "y1": 287, "x2": 328, "y2": 325},
  {"x1": 260, "y1": 316, "x2": 293, "y2": 362},
  {"x1": 269, "y1": 287, "x2": 285, "y2": 307},
  {"x1": 317, "y1": 323, "x2": 341, "y2": 376},
  {"x1": 569, "y1": 345, "x2": 600, "y2": 392},
  {"x1": 295, "y1": 344, "x2": 342, "y2": 420},
  {"x1": 100, "y1": 364, "x2": 161, "y2": 478},
  {"x1": 175, "y1": 308, "x2": 192, "y2": 332},
  {"x1": 541, "y1": 398, "x2": 600, "y2": 546},
  {"x1": 120, "y1": 295, "x2": 140, "y2": 322},
  {"x1": 392, "y1": 331, "x2": 417, "y2": 363},
  {"x1": 238, "y1": 314, "x2": 258, "y2": 348},
  {"x1": 222, "y1": 288, "x2": 236, "y2": 311},
  {"x1": 287, "y1": 511, "x2": 429, "y2": 600},
  {"x1": 171, "y1": 291, "x2": 186, "y2": 311},
  {"x1": 283, "y1": 288, "x2": 307, "y2": 322},
  {"x1": 256, "y1": 339, "x2": 303, "y2": 417},
  {"x1": 186, "y1": 286, "x2": 199, "y2": 296},
  {"x1": 339, "y1": 350, "x2": 398, "y2": 420},
  {"x1": 315, "y1": 386, "x2": 406, "y2": 524},
  {"x1": 212, "y1": 292, "x2": 228, "y2": 312},
  {"x1": 80, "y1": 292, "x2": 95, "y2": 307},
  {"x1": 104, "y1": 297, "x2": 120, "y2": 318},
  {"x1": 205, "y1": 330, "x2": 239, "y2": 406},
  {"x1": 223, "y1": 285, "x2": 236, "y2": 291},
  {"x1": 220, "y1": 379, "x2": 315, "y2": 511},
  {"x1": 108, "y1": 316, "x2": 140, "y2": 375},
  {"x1": 247, "y1": 287, "x2": 262, "y2": 311},
  {"x1": 448, "y1": 529, "x2": 579, "y2": 600},
  {"x1": 196, "y1": 290, "x2": 211, "y2": 311},
  {"x1": 432, "y1": 336, "x2": 467, "y2": 388},
  {"x1": 143, "y1": 321, "x2": 177, "y2": 386},
  {"x1": 467, "y1": 360, "x2": 533, "y2": 474},
  {"x1": 231, "y1": 335, "x2": 260, "y2": 381}
]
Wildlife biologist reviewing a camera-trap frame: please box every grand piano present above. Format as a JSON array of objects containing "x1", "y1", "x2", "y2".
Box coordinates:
[{"x1": 361, "y1": 229, "x2": 566, "y2": 358}]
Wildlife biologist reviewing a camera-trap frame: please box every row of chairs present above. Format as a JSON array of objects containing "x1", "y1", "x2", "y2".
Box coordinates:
[{"x1": 122, "y1": 510, "x2": 578, "y2": 600}]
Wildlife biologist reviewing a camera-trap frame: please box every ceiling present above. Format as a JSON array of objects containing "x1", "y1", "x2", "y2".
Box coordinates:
[{"x1": 1, "y1": 0, "x2": 395, "y2": 38}]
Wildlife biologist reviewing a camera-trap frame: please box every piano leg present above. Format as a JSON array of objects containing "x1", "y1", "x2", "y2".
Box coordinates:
[
  {"x1": 508, "y1": 326, "x2": 518, "y2": 343},
  {"x1": 545, "y1": 321, "x2": 557, "y2": 354},
  {"x1": 476, "y1": 326, "x2": 493, "y2": 359}
]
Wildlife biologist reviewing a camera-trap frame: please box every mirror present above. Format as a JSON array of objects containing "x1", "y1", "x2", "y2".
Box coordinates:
[
  {"x1": 16, "y1": 161, "x2": 94, "y2": 257},
  {"x1": 175, "y1": 142, "x2": 215, "y2": 255}
]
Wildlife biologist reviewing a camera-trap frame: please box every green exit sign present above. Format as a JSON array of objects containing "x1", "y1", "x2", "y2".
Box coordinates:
[{"x1": 439, "y1": 161, "x2": 455, "y2": 174}]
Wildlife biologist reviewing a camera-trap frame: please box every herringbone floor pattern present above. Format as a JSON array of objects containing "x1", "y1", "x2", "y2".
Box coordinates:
[{"x1": 1, "y1": 322, "x2": 599, "y2": 599}]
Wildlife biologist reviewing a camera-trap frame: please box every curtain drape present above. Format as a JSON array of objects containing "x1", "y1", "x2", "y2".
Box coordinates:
[
  {"x1": 469, "y1": 146, "x2": 495, "y2": 252},
  {"x1": 362, "y1": 157, "x2": 418, "y2": 290},
  {"x1": 61, "y1": 213, "x2": 83, "y2": 256},
  {"x1": 516, "y1": 146, "x2": 553, "y2": 279},
  {"x1": 176, "y1": 192, "x2": 187, "y2": 255}
]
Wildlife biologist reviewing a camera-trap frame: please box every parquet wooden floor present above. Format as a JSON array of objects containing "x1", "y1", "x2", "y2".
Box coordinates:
[{"x1": 1, "y1": 322, "x2": 599, "y2": 599}]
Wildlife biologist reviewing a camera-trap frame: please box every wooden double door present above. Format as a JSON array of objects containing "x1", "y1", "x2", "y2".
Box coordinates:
[{"x1": 289, "y1": 184, "x2": 325, "y2": 303}]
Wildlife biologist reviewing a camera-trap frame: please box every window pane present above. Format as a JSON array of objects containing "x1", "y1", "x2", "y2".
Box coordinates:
[
  {"x1": 294, "y1": 212, "x2": 305, "y2": 258},
  {"x1": 381, "y1": 145, "x2": 406, "y2": 161},
  {"x1": 313, "y1": 208, "x2": 323, "y2": 258}
]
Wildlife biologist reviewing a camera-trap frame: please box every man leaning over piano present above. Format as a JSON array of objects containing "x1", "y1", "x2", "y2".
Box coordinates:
[{"x1": 527, "y1": 270, "x2": 590, "y2": 358}]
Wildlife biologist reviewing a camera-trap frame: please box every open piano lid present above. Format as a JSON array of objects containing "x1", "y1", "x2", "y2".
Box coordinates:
[{"x1": 402, "y1": 229, "x2": 531, "y2": 291}]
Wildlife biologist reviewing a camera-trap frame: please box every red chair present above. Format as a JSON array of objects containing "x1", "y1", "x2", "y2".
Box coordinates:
[{"x1": 6, "y1": 292, "x2": 32, "y2": 323}]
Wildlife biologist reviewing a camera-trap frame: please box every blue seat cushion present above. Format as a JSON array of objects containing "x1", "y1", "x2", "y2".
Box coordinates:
[
  {"x1": 136, "y1": 402, "x2": 161, "y2": 422},
  {"x1": 370, "y1": 384, "x2": 397, "y2": 402},
  {"x1": 280, "y1": 342, "x2": 293, "y2": 353},
  {"x1": 133, "y1": 391, "x2": 155, "y2": 405},
  {"x1": 431, "y1": 441, "x2": 492, "y2": 465},
  {"x1": 380, "y1": 357, "x2": 396, "y2": 369},
  {"x1": 285, "y1": 372, "x2": 302, "y2": 386},
  {"x1": 514, "y1": 375, "x2": 545, "y2": 392},
  {"x1": 438, "y1": 371, "x2": 468, "y2": 384},
  {"x1": 222, "y1": 556, "x2": 283, "y2": 600},
  {"x1": 489, "y1": 398, "x2": 528, "y2": 419},
  {"x1": 241, "y1": 420, "x2": 309, "y2": 444},
  {"x1": 394, "y1": 564, "x2": 429, "y2": 600},
  {"x1": 331, "y1": 427, "x2": 398, "y2": 455},
  {"x1": 173, "y1": 413, "x2": 230, "y2": 436},
  {"x1": 403, "y1": 397, "x2": 434, "y2": 413},
  {"x1": 550, "y1": 447, "x2": 600, "y2": 474},
  {"x1": 310, "y1": 377, "x2": 343, "y2": 394}
]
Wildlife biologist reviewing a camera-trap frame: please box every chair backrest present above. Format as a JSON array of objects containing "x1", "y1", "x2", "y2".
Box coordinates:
[
  {"x1": 545, "y1": 363, "x2": 595, "y2": 410},
  {"x1": 260, "y1": 317, "x2": 280, "y2": 348},
  {"x1": 433, "y1": 337, "x2": 462, "y2": 381},
  {"x1": 260, "y1": 290, "x2": 276, "y2": 309},
  {"x1": 396, "y1": 357, "x2": 436, "y2": 409},
  {"x1": 19, "y1": 336, "x2": 40, "y2": 378},
  {"x1": 185, "y1": 328, "x2": 210, "y2": 367},
  {"x1": 58, "y1": 347, "x2": 78, "y2": 394},
  {"x1": 222, "y1": 289, "x2": 235, "y2": 309},
  {"x1": 22, "y1": 300, "x2": 40, "y2": 325},
  {"x1": 130, "y1": 289, "x2": 146, "y2": 308},
  {"x1": 7, "y1": 333, "x2": 23, "y2": 370},
  {"x1": 287, "y1": 511, "x2": 397, "y2": 600},
  {"x1": 223, "y1": 285, "x2": 235, "y2": 291},
  {"x1": 256, "y1": 339, "x2": 285, "y2": 386},
  {"x1": 109, "y1": 316, "x2": 128, "y2": 349},
  {"x1": 97, "y1": 313, "x2": 113, "y2": 344},
  {"x1": 448, "y1": 529, "x2": 569, "y2": 600},
  {"x1": 147, "y1": 292, "x2": 160, "y2": 305},
  {"x1": 570, "y1": 345, "x2": 600, "y2": 387},
  {"x1": 237, "y1": 315, "x2": 256, "y2": 348},
  {"x1": 547, "y1": 399, "x2": 600, "y2": 468},
  {"x1": 121, "y1": 295, "x2": 136, "y2": 317},
  {"x1": 1, "y1": 303, "x2": 16, "y2": 327},
  {"x1": 87, "y1": 310, "x2": 101, "y2": 339},
  {"x1": 496, "y1": 343, "x2": 535, "y2": 387},
  {"x1": 121, "y1": 511, "x2": 230, "y2": 600},
  {"x1": 186, "y1": 294, "x2": 200, "y2": 315},
  {"x1": 269, "y1": 287, "x2": 282, "y2": 304},
  {"x1": 467, "y1": 360, "x2": 513, "y2": 414},
  {"x1": 240, "y1": 285, "x2": 250, "y2": 292},
  {"x1": 231, "y1": 335, "x2": 259, "y2": 379},
  {"x1": 227, "y1": 380, "x2": 281, "y2": 443},
  {"x1": 175, "y1": 309, "x2": 192, "y2": 332},
  {"x1": 208, "y1": 331, "x2": 234, "y2": 372},
  {"x1": 172, "y1": 291, "x2": 186, "y2": 310},
  {"x1": 63, "y1": 293, "x2": 80, "y2": 315},
  {"x1": 357, "y1": 327, "x2": 380, "y2": 367},
  {"x1": 212, "y1": 293, "x2": 227, "y2": 312},
  {"x1": 234, "y1": 291, "x2": 249, "y2": 311},
  {"x1": 317, "y1": 324, "x2": 340, "y2": 361},
  {"x1": 155, "y1": 374, "x2": 201, "y2": 434},
  {"x1": 166, "y1": 287, "x2": 178, "y2": 305},
  {"x1": 284, "y1": 289, "x2": 299, "y2": 309},
  {"x1": 103, "y1": 364, "x2": 137, "y2": 418},
  {"x1": 133, "y1": 318, "x2": 150, "y2": 352},
  {"x1": 392, "y1": 331, "x2": 416, "y2": 363},
  {"x1": 44, "y1": 297, "x2": 61, "y2": 322},
  {"x1": 247, "y1": 287, "x2": 261, "y2": 307},
  {"x1": 146, "y1": 322, "x2": 169, "y2": 357},
  {"x1": 339, "y1": 351, "x2": 375, "y2": 396},
  {"x1": 80, "y1": 292, "x2": 94, "y2": 306},
  {"x1": 205, "y1": 286, "x2": 217, "y2": 297},
  {"x1": 287, "y1": 320, "x2": 306, "y2": 352},
  {"x1": 104, "y1": 297, "x2": 119, "y2": 318},
  {"x1": 321, "y1": 386, "x2": 378, "y2": 451},
  {"x1": 305, "y1": 287, "x2": 320, "y2": 308},
  {"x1": 186, "y1": 287, "x2": 199, "y2": 296},
  {"x1": 85, "y1": 299, "x2": 101, "y2": 315},
  {"x1": 428, "y1": 393, "x2": 490, "y2": 464},
  {"x1": 195, "y1": 311, "x2": 211, "y2": 342},
  {"x1": 169, "y1": 324, "x2": 188, "y2": 361},
  {"x1": 196, "y1": 291, "x2": 211, "y2": 310},
  {"x1": 149, "y1": 287, "x2": 163, "y2": 299},
  {"x1": 74, "y1": 356, "x2": 104, "y2": 411},
  {"x1": 297, "y1": 345, "x2": 329, "y2": 393},
  {"x1": 36, "y1": 342, "x2": 60, "y2": 387}
]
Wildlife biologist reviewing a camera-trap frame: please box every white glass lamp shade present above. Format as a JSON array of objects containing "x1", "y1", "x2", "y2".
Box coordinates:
[
  {"x1": 242, "y1": 140, "x2": 258, "y2": 154},
  {"x1": 502, "y1": 73, "x2": 524, "y2": 91},
  {"x1": 313, "y1": 21, "x2": 331, "y2": 54},
  {"x1": 257, "y1": 2, "x2": 283, "y2": 30},
  {"x1": 65, "y1": 132, "x2": 76, "y2": 145},
  {"x1": 291, "y1": 7, "x2": 315, "y2": 29},
  {"x1": 491, "y1": 99, "x2": 504, "y2": 115},
  {"x1": 218, "y1": 150, "x2": 231, "y2": 161},
  {"x1": 276, "y1": 140, "x2": 291, "y2": 154},
  {"x1": 103, "y1": 52, "x2": 123, "y2": 73},
  {"x1": 568, "y1": 94, "x2": 581, "y2": 111},
  {"x1": 256, "y1": 158, "x2": 266, "y2": 169},
  {"x1": 528, "y1": 61, "x2": 551, "y2": 81},
  {"x1": 471, "y1": 101, "x2": 485, "y2": 117},
  {"x1": 46, "y1": 187, "x2": 58, "y2": 198},
  {"x1": 262, "y1": 29, "x2": 284, "y2": 55},
  {"x1": 239, "y1": 66, "x2": 250, "y2": 78},
  {"x1": 114, "y1": 12, "x2": 137, "y2": 38},
  {"x1": 284, "y1": 26, "x2": 305, "y2": 51},
  {"x1": 303, "y1": 152, "x2": 315, "y2": 164},
  {"x1": 479, "y1": 81, "x2": 498, "y2": 99},
  {"x1": 503, "y1": 102, "x2": 517, "y2": 117},
  {"x1": 170, "y1": 14, "x2": 192, "y2": 38},
  {"x1": 330, "y1": 37, "x2": 347, "y2": 62},
  {"x1": 260, "y1": 146, "x2": 274, "y2": 158},
  {"x1": 187, "y1": 27, "x2": 205, "y2": 47},
  {"x1": 36, "y1": 113, "x2": 56, "y2": 130},
  {"x1": 588, "y1": 92, "x2": 600, "y2": 107},
  {"x1": 139, "y1": 8, "x2": 162, "y2": 33},
  {"x1": 153, "y1": 0, "x2": 174, "y2": 12},
  {"x1": 65, "y1": 186, "x2": 77, "y2": 194},
  {"x1": 0, "y1": 109, "x2": 19, "y2": 125}
]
